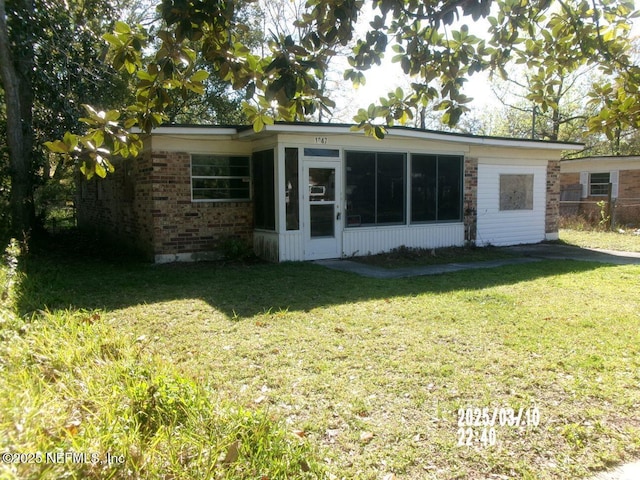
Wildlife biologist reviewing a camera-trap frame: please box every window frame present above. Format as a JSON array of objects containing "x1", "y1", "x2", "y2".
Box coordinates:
[
  {"x1": 589, "y1": 172, "x2": 610, "y2": 197},
  {"x1": 410, "y1": 154, "x2": 463, "y2": 224},
  {"x1": 345, "y1": 150, "x2": 407, "y2": 227},
  {"x1": 190, "y1": 154, "x2": 251, "y2": 202}
]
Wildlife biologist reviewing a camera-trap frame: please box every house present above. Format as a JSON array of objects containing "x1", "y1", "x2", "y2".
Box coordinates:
[
  {"x1": 76, "y1": 123, "x2": 582, "y2": 262},
  {"x1": 560, "y1": 155, "x2": 640, "y2": 225}
]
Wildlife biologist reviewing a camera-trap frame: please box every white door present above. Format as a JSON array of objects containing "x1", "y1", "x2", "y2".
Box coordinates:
[{"x1": 303, "y1": 162, "x2": 342, "y2": 260}]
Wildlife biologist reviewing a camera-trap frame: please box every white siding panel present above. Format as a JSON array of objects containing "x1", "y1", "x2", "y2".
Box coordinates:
[
  {"x1": 253, "y1": 231, "x2": 280, "y2": 262},
  {"x1": 279, "y1": 232, "x2": 304, "y2": 261},
  {"x1": 477, "y1": 164, "x2": 546, "y2": 246},
  {"x1": 342, "y1": 224, "x2": 464, "y2": 257}
]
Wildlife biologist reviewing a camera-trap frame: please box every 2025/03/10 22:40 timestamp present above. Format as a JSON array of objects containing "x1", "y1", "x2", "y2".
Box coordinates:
[{"x1": 456, "y1": 406, "x2": 541, "y2": 447}]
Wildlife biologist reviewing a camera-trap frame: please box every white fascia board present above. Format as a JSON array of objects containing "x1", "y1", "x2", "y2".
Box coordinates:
[
  {"x1": 149, "y1": 126, "x2": 239, "y2": 136},
  {"x1": 235, "y1": 123, "x2": 351, "y2": 139},
  {"x1": 144, "y1": 124, "x2": 583, "y2": 151},
  {"x1": 237, "y1": 123, "x2": 583, "y2": 151},
  {"x1": 384, "y1": 128, "x2": 583, "y2": 150}
]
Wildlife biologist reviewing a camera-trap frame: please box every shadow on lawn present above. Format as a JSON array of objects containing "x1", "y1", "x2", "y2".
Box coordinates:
[{"x1": 14, "y1": 232, "x2": 623, "y2": 320}]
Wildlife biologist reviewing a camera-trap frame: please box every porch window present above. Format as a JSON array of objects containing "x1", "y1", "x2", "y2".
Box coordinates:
[
  {"x1": 252, "y1": 149, "x2": 276, "y2": 231},
  {"x1": 589, "y1": 172, "x2": 610, "y2": 196},
  {"x1": 345, "y1": 151, "x2": 406, "y2": 226},
  {"x1": 191, "y1": 154, "x2": 251, "y2": 201},
  {"x1": 411, "y1": 154, "x2": 462, "y2": 222},
  {"x1": 285, "y1": 148, "x2": 300, "y2": 230}
]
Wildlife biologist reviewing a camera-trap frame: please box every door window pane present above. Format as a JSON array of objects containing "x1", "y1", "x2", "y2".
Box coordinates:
[
  {"x1": 310, "y1": 205, "x2": 335, "y2": 237},
  {"x1": 309, "y1": 168, "x2": 335, "y2": 202}
]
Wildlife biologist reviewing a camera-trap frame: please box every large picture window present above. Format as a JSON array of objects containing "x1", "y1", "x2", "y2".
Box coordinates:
[
  {"x1": 191, "y1": 154, "x2": 250, "y2": 201},
  {"x1": 252, "y1": 149, "x2": 275, "y2": 231},
  {"x1": 346, "y1": 151, "x2": 406, "y2": 226},
  {"x1": 411, "y1": 154, "x2": 462, "y2": 223}
]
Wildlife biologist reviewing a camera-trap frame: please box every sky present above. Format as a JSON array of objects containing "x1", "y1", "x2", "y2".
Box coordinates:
[{"x1": 328, "y1": 6, "x2": 640, "y2": 129}]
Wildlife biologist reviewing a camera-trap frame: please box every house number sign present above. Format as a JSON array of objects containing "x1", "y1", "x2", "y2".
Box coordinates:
[{"x1": 314, "y1": 137, "x2": 328, "y2": 144}]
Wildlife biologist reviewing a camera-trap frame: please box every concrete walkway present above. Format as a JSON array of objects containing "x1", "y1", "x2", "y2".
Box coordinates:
[
  {"x1": 314, "y1": 243, "x2": 640, "y2": 279},
  {"x1": 589, "y1": 461, "x2": 640, "y2": 480},
  {"x1": 317, "y1": 243, "x2": 640, "y2": 479}
]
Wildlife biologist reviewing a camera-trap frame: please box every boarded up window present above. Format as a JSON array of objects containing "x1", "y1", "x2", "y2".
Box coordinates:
[{"x1": 500, "y1": 174, "x2": 533, "y2": 210}]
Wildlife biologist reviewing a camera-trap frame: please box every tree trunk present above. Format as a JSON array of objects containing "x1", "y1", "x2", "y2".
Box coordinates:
[{"x1": 0, "y1": 0, "x2": 36, "y2": 237}]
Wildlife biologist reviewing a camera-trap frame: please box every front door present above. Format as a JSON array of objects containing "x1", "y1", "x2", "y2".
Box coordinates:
[{"x1": 303, "y1": 162, "x2": 342, "y2": 260}]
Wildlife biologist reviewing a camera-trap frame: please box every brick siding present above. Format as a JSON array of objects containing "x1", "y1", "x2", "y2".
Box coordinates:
[
  {"x1": 76, "y1": 151, "x2": 253, "y2": 261},
  {"x1": 464, "y1": 157, "x2": 478, "y2": 243},
  {"x1": 560, "y1": 169, "x2": 640, "y2": 225},
  {"x1": 76, "y1": 155, "x2": 154, "y2": 257},
  {"x1": 546, "y1": 160, "x2": 560, "y2": 234}
]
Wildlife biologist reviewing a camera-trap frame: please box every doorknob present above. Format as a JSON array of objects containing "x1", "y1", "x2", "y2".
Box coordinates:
[{"x1": 336, "y1": 212, "x2": 341, "y2": 220}]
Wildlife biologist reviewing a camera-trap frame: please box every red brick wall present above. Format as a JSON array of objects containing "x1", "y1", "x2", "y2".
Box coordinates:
[
  {"x1": 559, "y1": 169, "x2": 640, "y2": 226},
  {"x1": 546, "y1": 160, "x2": 560, "y2": 234},
  {"x1": 148, "y1": 151, "x2": 253, "y2": 259},
  {"x1": 559, "y1": 172, "x2": 580, "y2": 187},
  {"x1": 615, "y1": 169, "x2": 640, "y2": 225},
  {"x1": 76, "y1": 156, "x2": 155, "y2": 257},
  {"x1": 76, "y1": 151, "x2": 254, "y2": 261},
  {"x1": 464, "y1": 157, "x2": 478, "y2": 243}
]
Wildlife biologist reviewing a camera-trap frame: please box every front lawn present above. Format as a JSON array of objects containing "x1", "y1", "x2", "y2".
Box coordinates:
[
  {"x1": 4, "y1": 237, "x2": 640, "y2": 479},
  {"x1": 560, "y1": 228, "x2": 640, "y2": 252}
]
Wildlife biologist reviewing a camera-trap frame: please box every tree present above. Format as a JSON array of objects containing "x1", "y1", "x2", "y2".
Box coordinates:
[
  {"x1": 0, "y1": 0, "x2": 136, "y2": 237},
  {"x1": 0, "y1": 0, "x2": 35, "y2": 238},
  {"x1": 47, "y1": 0, "x2": 639, "y2": 174}
]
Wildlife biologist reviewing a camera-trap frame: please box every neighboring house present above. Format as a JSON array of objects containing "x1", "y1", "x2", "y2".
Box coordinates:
[
  {"x1": 560, "y1": 156, "x2": 640, "y2": 225},
  {"x1": 76, "y1": 123, "x2": 581, "y2": 262}
]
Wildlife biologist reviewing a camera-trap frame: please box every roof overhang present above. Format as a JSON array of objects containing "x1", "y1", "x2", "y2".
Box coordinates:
[{"x1": 149, "y1": 123, "x2": 584, "y2": 151}]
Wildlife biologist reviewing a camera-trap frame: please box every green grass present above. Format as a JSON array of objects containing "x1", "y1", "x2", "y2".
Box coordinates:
[
  {"x1": 353, "y1": 245, "x2": 518, "y2": 269},
  {"x1": 560, "y1": 228, "x2": 640, "y2": 252},
  {"x1": 3, "y1": 234, "x2": 640, "y2": 479},
  {"x1": 0, "y1": 244, "x2": 322, "y2": 479}
]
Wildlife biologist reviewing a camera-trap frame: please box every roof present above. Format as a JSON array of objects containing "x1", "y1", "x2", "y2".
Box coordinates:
[
  {"x1": 561, "y1": 155, "x2": 640, "y2": 163},
  {"x1": 560, "y1": 155, "x2": 640, "y2": 172},
  {"x1": 149, "y1": 122, "x2": 584, "y2": 151}
]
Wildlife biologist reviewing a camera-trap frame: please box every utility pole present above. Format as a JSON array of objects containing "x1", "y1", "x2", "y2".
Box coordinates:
[{"x1": 531, "y1": 105, "x2": 537, "y2": 139}]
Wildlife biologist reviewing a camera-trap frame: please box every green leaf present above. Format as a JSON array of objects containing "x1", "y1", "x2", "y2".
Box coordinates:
[
  {"x1": 253, "y1": 116, "x2": 265, "y2": 132},
  {"x1": 190, "y1": 70, "x2": 209, "y2": 82},
  {"x1": 114, "y1": 21, "x2": 132, "y2": 34},
  {"x1": 95, "y1": 160, "x2": 107, "y2": 178},
  {"x1": 102, "y1": 33, "x2": 122, "y2": 46},
  {"x1": 44, "y1": 140, "x2": 69, "y2": 154}
]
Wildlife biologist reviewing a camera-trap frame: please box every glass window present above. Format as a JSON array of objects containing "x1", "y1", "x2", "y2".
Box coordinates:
[
  {"x1": 411, "y1": 155, "x2": 437, "y2": 222},
  {"x1": 438, "y1": 156, "x2": 462, "y2": 220},
  {"x1": 252, "y1": 149, "x2": 275, "y2": 231},
  {"x1": 345, "y1": 151, "x2": 405, "y2": 226},
  {"x1": 377, "y1": 153, "x2": 405, "y2": 224},
  {"x1": 589, "y1": 172, "x2": 610, "y2": 196},
  {"x1": 191, "y1": 155, "x2": 250, "y2": 201},
  {"x1": 411, "y1": 154, "x2": 462, "y2": 223},
  {"x1": 285, "y1": 148, "x2": 299, "y2": 231},
  {"x1": 303, "y1": 148, "x2": 340, "y2": 157}
]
